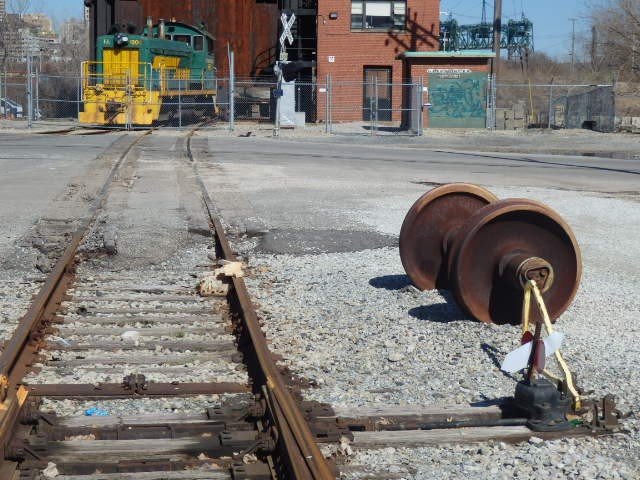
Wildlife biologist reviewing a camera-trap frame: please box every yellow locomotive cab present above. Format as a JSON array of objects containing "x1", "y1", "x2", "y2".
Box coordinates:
[
  {"x1": 80, "y1": 22, "x2": 217, "y2": 126},
  {"x1": 79, "y1": 57, "x2": 162, "y2": 126}
]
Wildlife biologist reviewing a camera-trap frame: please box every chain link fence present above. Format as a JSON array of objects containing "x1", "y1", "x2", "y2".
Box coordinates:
[
  {"x1": 1, "y1": 73, "x2": 29, "y2": 120},
  {"x1": 4, "y1": 68, "x2": 634, "y2": 134},
  {"x1": 1, "y1": 71, "x2": 81, "y2": 125},
  {"x1": 490, "y1": 82, "x2": 617, "y2": 132},
  {"x1": 1, "y1": 69, "x2": 426, "y2": 135},
  {"x1": 319, "y1": 77, "x2": 424, "y2": 136}
]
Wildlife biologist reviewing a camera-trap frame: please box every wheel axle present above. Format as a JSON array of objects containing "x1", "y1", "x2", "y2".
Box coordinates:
[{"x1": 399, "y1": 184, "x2": 581, "y2": 325}]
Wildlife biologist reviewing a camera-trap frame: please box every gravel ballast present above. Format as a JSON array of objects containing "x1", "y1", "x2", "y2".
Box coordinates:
[{"x1": 241, "y1": 185, "x2": 640, "y2": 478}]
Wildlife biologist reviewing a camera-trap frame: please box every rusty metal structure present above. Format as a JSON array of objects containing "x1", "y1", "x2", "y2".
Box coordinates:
[
  {"x1": 84, "y1": 0, "x2": 282, "y2": 77},
  {"x1": 399, "y1": 183, "x2": 582, "y2": 325},
  {"x1": 84, "y1": 0, "x2": 319, "y2": 78}
]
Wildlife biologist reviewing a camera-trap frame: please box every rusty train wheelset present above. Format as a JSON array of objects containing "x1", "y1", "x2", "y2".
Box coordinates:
[{"x1": 399, "y1": 183, "x2": 582, "y2": 325}]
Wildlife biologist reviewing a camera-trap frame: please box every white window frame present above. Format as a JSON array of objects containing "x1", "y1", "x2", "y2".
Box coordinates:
[{"x1": 351, "y1": 1, "x2": 407, "y2": 30}]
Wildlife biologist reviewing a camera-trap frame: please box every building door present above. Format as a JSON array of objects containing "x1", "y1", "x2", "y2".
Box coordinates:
[{"x1": 363, "y1": 67, "x2": 392, "y2": 121}]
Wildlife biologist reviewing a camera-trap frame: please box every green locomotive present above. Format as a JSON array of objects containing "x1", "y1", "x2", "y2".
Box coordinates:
[{"x1": 80, "y1": 19, "x2": 217, "y2": 125}]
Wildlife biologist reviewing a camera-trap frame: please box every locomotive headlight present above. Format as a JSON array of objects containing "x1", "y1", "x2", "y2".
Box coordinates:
[{"x1": 114, "y1": 32, "x2": 129, "y2": 47}]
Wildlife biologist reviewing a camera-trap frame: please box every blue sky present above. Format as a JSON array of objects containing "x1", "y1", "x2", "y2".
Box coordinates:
[{"x1": 29, "y1": 0, "x2": 586, "y2": 59}]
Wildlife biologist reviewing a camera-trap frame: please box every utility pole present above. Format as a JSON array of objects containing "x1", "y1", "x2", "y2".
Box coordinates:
[
  {"x1": 492, "y1": 0, "x2": 502, "y2": 78},
  {"x1": 570, "y1": 18, "x2": 576, "y2": 73},
  {"x1": 591, "y1": 25, "x2": 597, "y2": 70}
]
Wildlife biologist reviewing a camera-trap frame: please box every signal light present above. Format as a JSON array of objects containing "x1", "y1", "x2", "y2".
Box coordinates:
[{"x1": 114, "y1": 32, "x2": 129, "y2": 47}]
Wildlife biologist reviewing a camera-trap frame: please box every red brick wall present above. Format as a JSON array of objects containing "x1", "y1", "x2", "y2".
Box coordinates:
[{"x1": 317, "y1": 0, "x2": 440, "y2": 122}]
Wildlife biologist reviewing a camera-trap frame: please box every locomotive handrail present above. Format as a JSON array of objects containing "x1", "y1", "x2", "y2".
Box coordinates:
[
  {"x1": 81, "y1": 61, "x2": 153, "y2": 91},
  {"x1": 81, "y1": 61, "x2": 216, "y2": 98}
]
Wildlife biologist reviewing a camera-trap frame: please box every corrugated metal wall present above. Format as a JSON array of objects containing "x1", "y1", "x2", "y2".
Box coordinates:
[{"x1": 564, "y1": 86, "x2": 615, "y2": 132}]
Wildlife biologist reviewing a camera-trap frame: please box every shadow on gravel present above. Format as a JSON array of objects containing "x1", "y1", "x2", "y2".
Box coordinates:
[
  {"x1": 369, "y1": 274, "x2": 411, "y2": 290},
  {"x1": 408, "y1": 304, "x2": 461, "y2": 323},
  {"x1": 407, "y1": 289, "x2": 466, "y2": 323},
  {"x1": 362, "y1": 125, "x2": 408, "y2": 134},
  {"x1": 481, "y1": 343, "x2": 517, "y2": 381}
]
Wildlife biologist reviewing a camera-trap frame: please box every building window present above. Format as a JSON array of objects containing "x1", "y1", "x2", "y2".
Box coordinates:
[
  {"x1": 351, "y1": 1, "x2": 406, "y2": 30},
  {"x1": 193, "y1": 35, "x2": 204, "y2": 51}
]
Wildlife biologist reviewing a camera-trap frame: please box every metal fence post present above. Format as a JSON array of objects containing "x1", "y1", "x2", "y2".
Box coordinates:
[
  {"x1": 35, "y1": 64, "x2": 39, "y2": 122},
  {"x1": 548, "y1": 81, "x2": 554, "y2": 129},
  {"x1": 229, "y1": 50, "x2": 235, "y2": 131},
  {"x1": 176, "y1": 78, "x2": 181, "y2": 128},
  {"x1": 77, "y1": 75, "x2": 81, "y2": 122},
  {"x1": 126, "y1": 70, "x2": 132, "y2": 130},
  {"x1": 328, "y1": 74, "x2": 333, "y2": 134},
  {"x1": 487, "y1": 73, "x2": 496, "y2": 130},
  {"x1": 26, "y1": 55, "x2": 33, "y2": 128},
  {"x1": 418, "y1": 77, "x2": 424, "y2": 136},
  {"x1": 324, "y1": 75, "x2": 329, "y2": 134},
  {"x1": 370, "y1": 78, "x2": 377, "y2": 136}
]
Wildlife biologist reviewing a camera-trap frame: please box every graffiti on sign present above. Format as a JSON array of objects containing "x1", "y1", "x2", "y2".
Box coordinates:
[{"x1": 428, "y1": 71, "x2": 487, "y2": 128}]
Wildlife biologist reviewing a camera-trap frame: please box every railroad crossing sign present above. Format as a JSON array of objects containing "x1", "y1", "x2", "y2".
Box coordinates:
[{"x1": 279, "y1": 13, "x2": 296, "y2": 50}]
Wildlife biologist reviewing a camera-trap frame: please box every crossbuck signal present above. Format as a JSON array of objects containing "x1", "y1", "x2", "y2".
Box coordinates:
[{"x1": 280, "y1": 13, "x2": 296, "y2": 50}]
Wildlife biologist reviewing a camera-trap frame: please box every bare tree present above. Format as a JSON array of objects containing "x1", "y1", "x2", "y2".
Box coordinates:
[
  {"x1": 589, "y1": 0, "x2": 640, "y2": 80},
  {"x1": 7, "y1": 0, "x2": 43, "y2": 15}
]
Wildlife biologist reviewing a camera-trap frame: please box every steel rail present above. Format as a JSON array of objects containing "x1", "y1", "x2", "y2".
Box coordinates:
[
  {"x1": 186, "y1": 131, "x2": 335, "y2": 479},
  {"x1": 0, "y1": 130, "x2": 152, "y2": 458}
]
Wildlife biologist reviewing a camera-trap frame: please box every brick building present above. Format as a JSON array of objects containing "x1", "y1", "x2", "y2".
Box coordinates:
[{"x1": 311, "y1": 0, "x2": 493, "y2": 126}]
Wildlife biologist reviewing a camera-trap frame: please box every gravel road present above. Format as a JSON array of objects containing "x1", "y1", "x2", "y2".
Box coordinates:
[{"x1": 198, "y1": 133, "x2": 640, "y2": 479}]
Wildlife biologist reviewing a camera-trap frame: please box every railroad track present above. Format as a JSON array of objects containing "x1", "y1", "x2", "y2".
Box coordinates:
[
  {"x1": 0, "y1": 128, "x2": 333, "y2": 479},
  {"x1": 0, "y1": 129, "x2": 625, "y2": 480}
]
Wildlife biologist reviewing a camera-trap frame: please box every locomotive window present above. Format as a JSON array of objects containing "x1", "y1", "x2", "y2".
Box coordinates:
[
  {"x1": 173, "y1": 34, "x2": 191, "y2": 46},
  {"x1": 193, "y1": 35, "x2": 204, "y2": 51},
  {"x1": 207, "y1": 37, "x2": 213, "y2": 53}
]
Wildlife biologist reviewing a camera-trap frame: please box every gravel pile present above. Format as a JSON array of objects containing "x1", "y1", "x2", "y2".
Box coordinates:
[{"x1": 242, "y1": 186, "x2": 640, "y2": 478}]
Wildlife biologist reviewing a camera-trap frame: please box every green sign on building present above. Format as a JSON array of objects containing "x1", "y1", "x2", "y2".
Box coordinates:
[{"x1": 428, "y1": 70, "x2": 487, "y2": 128}]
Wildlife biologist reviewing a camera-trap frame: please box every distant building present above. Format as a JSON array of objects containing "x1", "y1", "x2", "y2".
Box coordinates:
[
  {"x1": 0, "y1": 12, "x2": 61, "y2": 63},
  {"x1": 23, "y1": 13, "x2": 54, "y2": 35},
  {"x1": 60, "y1": 19, "x2": 87, "y2": 45}
]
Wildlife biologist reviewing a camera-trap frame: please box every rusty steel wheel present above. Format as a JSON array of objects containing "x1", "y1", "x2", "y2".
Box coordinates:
[
  {"x1": 448, "y1": 199, "x2": 582, "y2": 325},
  {"x1": 399, "y1": 183, "x2": 498, "y2": 290}
]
